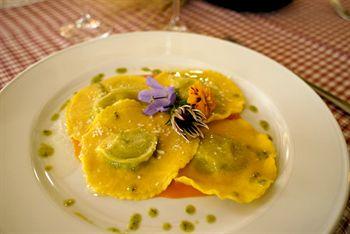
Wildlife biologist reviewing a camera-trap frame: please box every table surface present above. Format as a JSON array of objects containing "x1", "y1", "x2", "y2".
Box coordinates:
[{"x1": 0, "y1": 0, "x2": 349, "y2": 233}]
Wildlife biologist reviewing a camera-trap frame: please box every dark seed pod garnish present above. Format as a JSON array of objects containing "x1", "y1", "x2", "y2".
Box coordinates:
[{"x1": 170, "y1": 105, "x2": 208, "y2": 141}]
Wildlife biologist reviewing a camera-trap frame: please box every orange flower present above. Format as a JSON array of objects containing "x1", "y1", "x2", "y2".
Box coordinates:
[{"x1": 187, "y1": 81, "x2": 216, "y2": 118}]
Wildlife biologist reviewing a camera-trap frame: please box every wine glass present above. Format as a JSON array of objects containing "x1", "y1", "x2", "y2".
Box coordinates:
[
  {"x1": 330, "y1": 0, "x2": 350, "y2": 21},
  {"x1": 59, "y1": 3, "x2": 112, "y2": 43},
  {"x1": 164, "y1": 0, "x2": 188, "y2": 32}
]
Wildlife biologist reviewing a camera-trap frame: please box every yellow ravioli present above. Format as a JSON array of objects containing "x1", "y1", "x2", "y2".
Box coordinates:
[
  {"x1": 80, "y1": 99, "x2": 199, "y2": 200},
  {"x1": 155, "y1": 70, "x2": 245, "y2": 122},
  {"x1": 65, "y1": 75, "x2": 147, "y2": 141},
  {"x1": 176, "y1": 118, "x2": 277, "y2": 203}
]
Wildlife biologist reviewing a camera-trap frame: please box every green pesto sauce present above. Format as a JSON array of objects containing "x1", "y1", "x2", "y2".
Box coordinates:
[
  {"x1": 162, "y1": 222, "x2": 172, "y2": 231},
  {"x1": 249, "y1": 173, "x2": 267, "y2": 185},
  {"x1": 258, "y1": 178, "x2": 267, "y2": 185},
  {"x1": 152, "y1": 69, "x2": 161, "y2": 75},
  {"x1": 91, "y1": 73, "x2": 105, "y2": 84},
  {"x1": 248, "y1": 105, "x2": 258, "y2": 113},
  {"x1": 59, "y1": 99, "x2": 70, "y2": 111},
  {"x1": 256, "y1": 150, "x2": 269, "y2": 160},
  {"x1": 141, "y1": 67, "x2": 151, "y2": 72},
  {"x1": 185, "y1": 205, "x2": 196, "y2": 215},
  {"x1": 44, "y1": 165, "x2": 53, "y2": 171},
  {"x1": 42, "y1": 129, "x2": 52, "y2": 136},
  {"x1": 259, "y1": 120, "x2": 270, "y2": 131},
  {"x1": 51, "y1": 113, "x2": 59, "y2": 121},
  {"x1": 180, "y1": 220, "x2": 195, "y2": 232},
  {"x1": 63, "y1": 198, "x2": 75, "y2": 207},
  {"x1": 250, "y1": 171, "x2": 261, "y2": 183},
  {"x1": 74, "y1": 211, "x2": 94, "y2": 224},
  {"x1": 114, "y1": 111, "x2": 119, "y2": 119},
  {"x1": 116, "y1": 67, "x2": 127, "y2": 74},
  {"x1": 128, "y1": 213, "x2": 142, "y2": 231},
  {"x1": 126, "y1": 184, "x2": 137, "y2": 192},
  {"x1": 233, "y1": 93, "x2": 241, "y2": 98},
  {"x1": 107, "y1": 227, "x2": 121, "y2": 233},
  {"x1": 206, "y1": 214, "x2": 216, "y2": 224},
  {"x1": 38, "y1": 143, "x2": 54, "y2": 157},
  {"x1": 148, "y1": 208, "x2": 159, "y2": 218}
]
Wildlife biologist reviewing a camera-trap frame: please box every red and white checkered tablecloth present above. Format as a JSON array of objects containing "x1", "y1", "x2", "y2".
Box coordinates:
[{"x1": 0, "y1": 0, "x2": 349, "y2": 232}]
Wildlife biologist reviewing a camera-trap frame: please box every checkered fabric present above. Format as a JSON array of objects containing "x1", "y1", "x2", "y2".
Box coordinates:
[{"x1": 0, "y1": 0, "x2": 349, "y2": 232}]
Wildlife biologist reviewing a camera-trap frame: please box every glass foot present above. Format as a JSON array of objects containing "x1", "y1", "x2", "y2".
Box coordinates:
[
  {"x1": 164, "y1": 23, "x2": 188, "y2": 32},
  {"x1": 60, "y1": 14, "x2": 112, "y2": 43},
  {"x1": 164, "y1": 15, "x2": 188, "y2": 32}
]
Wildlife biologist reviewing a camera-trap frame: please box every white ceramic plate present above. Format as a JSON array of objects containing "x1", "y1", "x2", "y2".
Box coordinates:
[{"x1": 0, "y1": 32, "x2": 348, "y2": 234}]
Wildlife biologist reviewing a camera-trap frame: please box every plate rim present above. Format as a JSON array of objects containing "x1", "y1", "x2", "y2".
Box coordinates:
[{"x1": 0, "y1": 31, "x2": 349, "y2": 233}]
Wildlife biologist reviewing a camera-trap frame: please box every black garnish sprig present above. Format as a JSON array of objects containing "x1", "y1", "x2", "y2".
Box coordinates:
[{"x1": 170, "y1": 105, "x2": 208, "y2": 142}]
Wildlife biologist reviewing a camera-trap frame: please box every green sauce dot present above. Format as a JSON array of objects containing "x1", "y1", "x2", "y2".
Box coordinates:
[
  {"x1": 126, "y1": 185, "x2": 137, "y2": 192},
  {"x1": 114, "y1": 112, "x2": 119, "y2": 119},
  {"x1": 259, "y1": 120, "x2": 270, "y2": 131},
  {"x1": 91, "y1": 73, "x2": 105, "y2": 84},
  {"x1": 180, "y1": 220, "x2": 195, "y2": 232},
  {"x1": 152, "y1": 69, "x2": 161, "y2": 75},
  {"x1": 248, "y1": 105, "x2": 258, "y2": 113},
  {"x1": 233, "y1": 93, "x2": 241, "y2": 98},
  {"x1": 38, "y1": 143, "x2": 54, "y2": 157},
  {"x1": 44, "y1": 165, "x2": 53, "y2": 171},
  {"x1": 59, "y1": 99, "x2": 70, "y2": 111},
  {"x1": 116, "y1": 67, "x2": 127, "y2": 74},
  {"x1": 141, "y1": 67, "x2": 151, "y2": 72},
  {"x1": 256, "y1": 150, "x2": 269, "y2": 160},
  {"x1": 148, "y1": 208, "x2": 159, "y2": 218},
  {"x1": 250, "y1": 172, "x2": 261, "y2": 183},
  {"x1": 185, "y1": 205, "x2": 196, "y2": 215},
  {"x1": 128, "y1": 213, "x2": 142, "y2": 231},
  {"x1": 162, "y1": 222, "x2": 172, "y2": 231},
  {"x1": 51, "y1": 113, "x2": 59, "y2": 121},
  {"x1": 258, "y1": 179, "x2": 267, "y2": 185},
  {"x1": 74, "y1": 211, "x2": 93, "y2": 224},
  {"x1": 42, "y1": 129, "x2": 52, "y2": 136},
  {"x1": 63, "y1": 198, "x2": 75, "y2": 207},
  {"x1": 107, "y1": 227, "x2": 120, "y2": 233},
  {"x1": 206, "y1": 214, "x2": 216, "y2": 224},
  {"x1": 267, "y1": 134, "x2": 273, "y2": 141}
]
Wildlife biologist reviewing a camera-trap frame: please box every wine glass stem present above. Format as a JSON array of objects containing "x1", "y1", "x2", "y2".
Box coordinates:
[
  {"x1": 170, "y1": 0, "x2": 181, "y2": 25},
  {"x1": 82, "y1": 4, "x2": 91, "y2": 18}
]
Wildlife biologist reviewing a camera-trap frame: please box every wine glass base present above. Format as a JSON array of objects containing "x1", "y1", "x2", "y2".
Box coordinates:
[
  {"x1": 164, "y1": 24, "x2": 188, "y2": 32},
  {"x1": 60, "y1": 15, "x2": 112, "y2": 43}
]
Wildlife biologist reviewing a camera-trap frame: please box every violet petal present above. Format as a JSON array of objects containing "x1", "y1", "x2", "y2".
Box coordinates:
[
  {"x1": 138, "y1": 89, "x2": 168, "y2": 103},
  {"x1": 146, "y1": 76, "x2": 164, "y2": 89},
  {"x1": 154, "y1": 98, "x2": 172, "y2": 108},
  {"x1": 143, "y1": 103, "x2": 159, "y2": 115},
  {"x1": 139, "y1": 77, "x2": 176, "y2": 115},
  {"x1": 167, "y1": 87, "x2": 176, "y2": 104}
]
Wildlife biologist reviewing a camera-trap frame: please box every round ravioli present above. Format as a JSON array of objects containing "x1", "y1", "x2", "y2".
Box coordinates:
[
  {"x1": 66, "y1": 75, "x2": 148, "y2": 141},
  {"x1": 175, "y1": 118, "x2": 277, "y2": 203},
  {"x1": 155, "y1": 70, "x2": 245, "y2": 122},
  {"x1": 80, "y1": 99, "x2": 199, "y2": 200}
]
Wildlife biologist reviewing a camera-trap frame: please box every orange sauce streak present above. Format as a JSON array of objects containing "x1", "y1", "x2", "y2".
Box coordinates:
[
  {"x1": 72, "y1": 138, "x2": 81, "y2": 158},
  {"x1": 158, "y1": 181, "x2": 206, "y2": 198},
  {"x1": 227, "y1": 113, "x2": 241, "y2": 120}
]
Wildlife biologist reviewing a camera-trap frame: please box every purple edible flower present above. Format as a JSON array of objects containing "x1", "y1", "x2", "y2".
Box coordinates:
[{"x1": 138, "y1": 76, "x2": 176, "y2": 115}]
